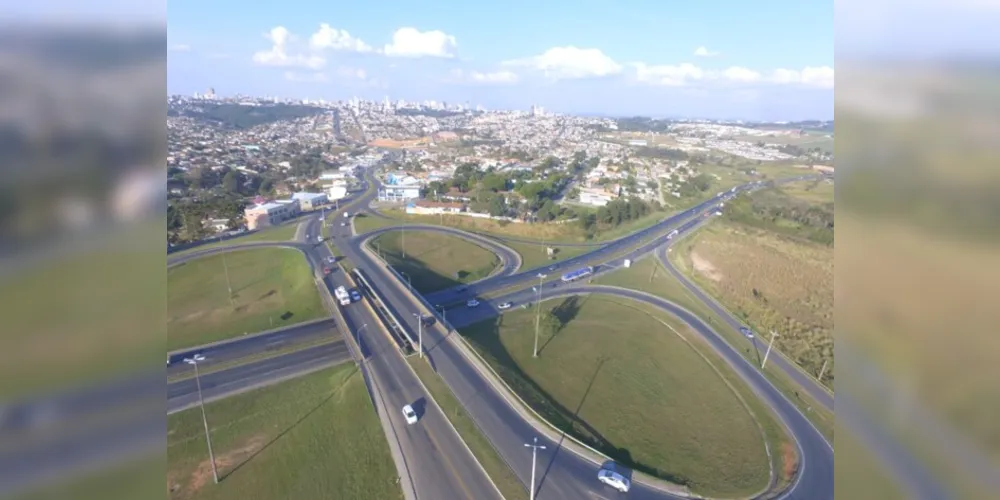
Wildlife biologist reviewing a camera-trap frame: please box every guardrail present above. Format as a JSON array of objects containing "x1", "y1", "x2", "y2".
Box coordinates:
[{"x1": 352, "y1": 268, "x2": 416, "y2": 353}]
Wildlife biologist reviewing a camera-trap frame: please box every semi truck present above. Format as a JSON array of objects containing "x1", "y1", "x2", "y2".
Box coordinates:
[{"x1": 334, "y1": 285, "x2": 351, "y2": 305}]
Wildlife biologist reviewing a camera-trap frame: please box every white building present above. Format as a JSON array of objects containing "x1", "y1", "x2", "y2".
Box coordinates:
[
  {"x1": 326, "y1": 182, "x2": 348, "y2": 200},
  {"x1": 244, "y1": 201, "x2": 299, "y2": 230},
  {"x1": 578, "y1": 188, "x2": 615, "y2": 207},
  {"x1": 378, "y1": 184, "x2": 421, "y2": 202},
  {"x1": 291, "y1": 192, "x2": 329, "y2": 211}
]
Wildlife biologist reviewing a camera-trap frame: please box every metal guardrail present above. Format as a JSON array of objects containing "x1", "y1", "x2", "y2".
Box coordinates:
[{"x1": 352, "y1": 268, "x2": 416, "y2": 353}]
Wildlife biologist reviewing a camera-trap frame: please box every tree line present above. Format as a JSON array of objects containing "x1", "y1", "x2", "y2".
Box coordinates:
[
  {"x1": 169, "y1": 103, "x2": 326, "y2": 130},
  {"x1": 723, "y1": 189, "x2": 834, "y2": 245}
]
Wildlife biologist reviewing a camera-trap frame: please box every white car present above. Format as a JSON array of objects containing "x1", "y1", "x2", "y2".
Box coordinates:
[
  {"x1": 402, "y1": 404, "x2": 418, "y2": 425},
  {"x1": 498, "y1": 302, "x2": 512, "y2": 310},
  {"x1": 466, "y1": 299, "x2": 480, "y2": 308},
  {"x1": 597, "y1": 469, "x2": 631, "y2": 493},
  {"x1": 327, "y1": 256, "x2": 336, "y2": 263}
]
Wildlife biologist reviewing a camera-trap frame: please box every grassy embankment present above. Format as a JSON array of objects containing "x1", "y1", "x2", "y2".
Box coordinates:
[
  {"x1": 167, "y1": 364, "x2": 401, "y2": 500},
  {"x1": 368, "y1": 230, "x2": 502, "y2": 294},
  {"x1": 168, "y1": 248, "x2": 325, "y2": 350},
  {"x1": 460, "y1": 296, "x2": 789, "y2": 497}
]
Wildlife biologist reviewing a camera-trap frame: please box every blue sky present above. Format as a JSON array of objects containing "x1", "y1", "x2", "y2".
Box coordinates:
[{"x1": 167, "y1": 0, "x2": 836, "y2": 120}]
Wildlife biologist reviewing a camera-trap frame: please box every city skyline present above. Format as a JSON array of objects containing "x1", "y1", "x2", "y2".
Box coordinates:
[{"x1": 167, "y1": 0, "x2": 834, "y2": 120}]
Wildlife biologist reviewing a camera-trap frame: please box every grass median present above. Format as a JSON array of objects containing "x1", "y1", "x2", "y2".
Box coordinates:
[
  {"x1": 368, "y1": 230, "x2": 502, "y2": 294},
  {"x1": 168, "y1": 248, "x2": 326, "y2": 351},
  {"x1": 170, "y1": 223, "x2": 300, "y2": 258},
  {"x1": 459, "y1": 295, "x2": 777, "y2": 497},
  {"x1": 167, "y1": 364, "x2": 401, "y2": 500},
  {"x1": 407, "y1": 357, "x2": 526, "y2": 500}
]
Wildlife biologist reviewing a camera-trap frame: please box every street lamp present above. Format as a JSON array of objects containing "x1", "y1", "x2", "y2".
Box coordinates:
[
  {"x1": 400, "y1": 271, "x2": 412, "y2": 292},
  {"x1": 412, "y1": 313, "x2": 423, "y2": 358},
  {"x1": 184, "y1": 355, "x2": 218, "y2": 484},
  {"x1": 533, "y1": 273, "x2": 547, "y2": 358},
  {"x1": 435, "y1": 304, "x2": 446, "y2": 324},
  {"x1": 761, "y1": 330, "x2": 779, "y2": 369},
  {"x1": 525, "y1": 437, "x2": 547, "y2": 500}
]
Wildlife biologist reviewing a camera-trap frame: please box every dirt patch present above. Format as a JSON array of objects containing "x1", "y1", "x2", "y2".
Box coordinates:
[
  {"x1": 171, "y1": 434, "x2": 269, "y2": 499},
  {"x1": 781, "y1": 442, "x2": 799, "y2": 481},
  {"x1": 691, "y1": 251, "x2": 723, "y2": 282}
]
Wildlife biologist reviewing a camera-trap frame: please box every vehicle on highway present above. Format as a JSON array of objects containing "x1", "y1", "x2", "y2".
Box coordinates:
[
  {"x1": 597, "y1": 468, "x2": 631, "y2": 493},
  {"x1": 667, "y1": 229, "x2": 679, "y2": 239},
  {"x1": 561, "y1": 266, "x2": 594, "y2": 282},
  {"x1": 466, "y1": 299, "x2": 480, "y2": 308},
  {"x1": 402, "y1": 404, "x2": 418, "y2": 425},
  {"x1": 498, "y1": 302, "x2": 512, "y2": 310},
  {"x1": 327, "y1": 256, "x2": 336, "y2": 263},
  {"x1": 341, "y1": 222, "x2": 347, "y2": 227},
  {"x1": 548, "y1": 264, "x2": 558, "y2": 271},
  {"x1": 420, "y1": 315, "x2": 435, "y2": 326},
  {"x1": 739, "y1": 326, "x2": 754, "y2": 339},
  {"x1": 343, "y1": 211, "x2": 350, "y2": 218},
  {"x1": 349, "y1": 289, "x2": 362, "y2": 302},
  {"x1": 317, "y1": 235, "x2": 324, "y2": 242},
  {"x1": 334, "y1": 285, "x2": 351, "y2": 305},
  {"x1": 456, "y1": 285, "x2": 468, "y2": 292},
  {"x1": 323, "y1": 267, "x2": 332, "y2": 275}
]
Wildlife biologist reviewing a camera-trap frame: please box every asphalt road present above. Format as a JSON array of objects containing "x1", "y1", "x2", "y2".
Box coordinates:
[
  {"x1": 303, "y1": 213, "x2": 503, "y2": 500},
  {"x1": 168, "y1": 340, "x2": 353, "y2": 414}
]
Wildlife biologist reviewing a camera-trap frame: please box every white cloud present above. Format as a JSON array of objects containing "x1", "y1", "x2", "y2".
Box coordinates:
[
  {"x1": 632, "y1": 62, "x2": 705, "y2": 86},
  {"x1": 336, "y1": 66, "x2": 368, "y2": 80},
  {"x1": 721, "y1": 66, "x2": 762, "y2": 83},
  {"x1": 769, "y1": 66, "x2": 834, "y2": 88},
  {"x1": 253, "y1": 26, "x2": 326, "y2": 69},
  {"x1": 693, "y1": 46, "x2": 720, "y2": 57},
  {"x1": 505, "y1": 46, "x2": 622, "y2": 80},
  {"x1": 309, "y1": 24, "x2": 372, "y2": 52},
  {"x1": 284, "y1": 71, "x2": 329, "y2": 83},
  {"x1": 383, "y1": 27, "x2": 457, "y2": 58},
  {"x1": 169, "y1": 44, "x2": 191, "y2": 52},
  {"x1": 450, "y1": 69, "x2": 519, "y2": 84}
]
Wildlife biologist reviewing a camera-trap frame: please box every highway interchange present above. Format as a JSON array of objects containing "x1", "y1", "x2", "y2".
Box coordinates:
[{"x1": 159, "y1": 166, "x2": 843, "y2": 500}]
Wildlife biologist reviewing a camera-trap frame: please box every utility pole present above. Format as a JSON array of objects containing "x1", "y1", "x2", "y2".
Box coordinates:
[
  {"x1": 402, "y1": 224, "x2": 406, "y2": 259},
  {"x1": 525, "y1": 437, "x2": 546, "y2": 500},
  {"x1": 817, "y1": 359, "x2": 829, "y2": 383},
  {"x1": 185, "y1": 355, "x2": 218, "y2": 484},
  {"x1": 412, "y1": 313, "x2": 423, "y2": 358},
  {"x1": 221, "y1": 252, "x2": 235, "y2": 308},
  {"x1": 761, "y1": 330, "x2": 779, "y2": 369},
  {"x1": 533, "y1": 273, "x2": 546, "y2": 358}
]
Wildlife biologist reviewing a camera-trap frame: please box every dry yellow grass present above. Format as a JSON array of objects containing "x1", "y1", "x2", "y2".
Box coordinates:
[{"x1": 673, "y1": 222, "x2": 834, "y2": 386}]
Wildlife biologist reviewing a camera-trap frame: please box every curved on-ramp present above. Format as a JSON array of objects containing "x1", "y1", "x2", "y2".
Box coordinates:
[
  {"x1": 440, "y1": 283, "x2": 834, "y2": 499},
  {"x1": 355, "y1": 224, "x2": 523, "y2": 285}
]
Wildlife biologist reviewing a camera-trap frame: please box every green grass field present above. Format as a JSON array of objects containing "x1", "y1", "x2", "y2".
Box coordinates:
[
  {"x1": 595, "y1": 255, "x2": 835, "y2": 441},
  {"x1": 407, "y1": 358, "x2": 526, "y2": 500},
  {"x1": 369, "y1": 230, "x2": 501, "y2": 294},
  {"x1": 167, "y1": 365, "x2": 400, "y2": 500},
  {"x1": 168, "y1": 248, "x2": 326, "y2": 351},
  {"x1": 459, "y1": 296, "x2": 773, "y2": 496},
  {"x1": 778, "y1": 178, "x2": 835, "y2": 204}
]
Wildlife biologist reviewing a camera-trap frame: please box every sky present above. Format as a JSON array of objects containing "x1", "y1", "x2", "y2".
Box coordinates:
[{"x1": 166, "y1": 0, "x2": 840, "y2": 120}]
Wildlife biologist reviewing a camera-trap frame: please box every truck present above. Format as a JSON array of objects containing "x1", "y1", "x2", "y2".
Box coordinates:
[
  {"x1": 334, "y1": 285, "x2": 351, "y2": 306},
  {"x1": 667, "y1": 229, "x2": 679, "y2": 240}
]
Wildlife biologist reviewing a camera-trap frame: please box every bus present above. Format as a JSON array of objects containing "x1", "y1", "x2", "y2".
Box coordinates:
[{"x1": 561, "y1": 266, "x2": 594, "y2": 282}]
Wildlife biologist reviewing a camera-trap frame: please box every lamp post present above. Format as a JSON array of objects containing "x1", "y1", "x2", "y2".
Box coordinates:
[
  {"x1": 412, "y1": 312, "x2": 423, "y2": 358},
  {"x1": 184, "y1": 355, "x2": 218, "y2": 484},
  {"x1": 525, "y1": 437, "x2": 547, "y2": 500},
  {"x1": 400, "y1": 271, "x2": 412, "y2": 292},
  {"x1": 761, "y1": 330, "x2": 779, "y2": 369},
  {"x1": 533, "y1": 273, "x2": 547, "y2": 358}
]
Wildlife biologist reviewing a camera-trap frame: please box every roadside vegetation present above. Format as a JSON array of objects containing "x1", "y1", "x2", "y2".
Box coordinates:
[
  {"x1": 167, "y1": 248, "x2": 325, "y2": 350},
  {"x1": 167, "y1": 364, "x2": 400, "y2": 500},
  {"x1": 368, "y1": 230, "x2": 502, "y2": 294},
  {"x1": 459, "y1": 296, "x2": 777, "y2": 497}
]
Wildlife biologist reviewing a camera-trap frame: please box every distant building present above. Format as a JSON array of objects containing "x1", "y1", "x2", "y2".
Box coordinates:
[
  {"x1": 203, "y1": 218, "x2": 230, "y2": 233},
  {"x1": 628, "y1": 139, "x2": 648, "y2": 147},
  {"x1": 379, "y1": 184, "x2": 421, "y2": 201},
  {"x1": 291, "y1": 192, "x2": 329, "y2": 211},
  {"x1": 578, "y1": 188, "x2": 615, "y2": 207},
  {"x1": 244, "y1": 201, "x2": 298, "y2": 230},
  {"x1": 326, "y1": 183, "x2": 348, "y2": 200},
  {"x1": 405, "y1": 200, "x2": 465, "y2": 215}
]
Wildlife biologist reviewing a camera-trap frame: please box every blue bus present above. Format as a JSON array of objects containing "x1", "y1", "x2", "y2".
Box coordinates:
[{"x1": 561, "y1": 266, "x2": 594, "y2": 282}]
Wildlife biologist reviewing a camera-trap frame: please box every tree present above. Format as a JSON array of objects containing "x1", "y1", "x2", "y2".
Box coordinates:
[
  {"x1": 488, "y1": 196, "x2": 507, "y2": 217},
  {"x1": 646, "y1": 180, "x2": 659, "y2": 190},
  {"x1": 541, "y1": 312, "x2": 562, "y2": 338},
  {"x1": 258, "y1": 178, "x2": 274, "y2": 195},
  {"x1": 481, "y1": 173, "x2": 508, "y2": 192},
  {"x1": 222, "y1": 171, "x2": 240, "y2": 194}
]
